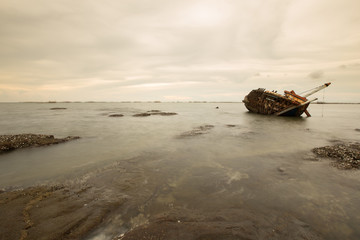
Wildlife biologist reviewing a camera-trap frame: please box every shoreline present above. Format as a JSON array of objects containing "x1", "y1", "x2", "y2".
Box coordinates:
[
  {"x1": 0, "y1": 160, "x2": 323, "y2": 240},
  {"x1": 1, "y1": 137, "x2": 359, "y2": 239}
]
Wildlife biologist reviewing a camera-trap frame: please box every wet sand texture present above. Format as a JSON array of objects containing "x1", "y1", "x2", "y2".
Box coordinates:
[
  {"x1": 0, "y1": 134, "x2": 80, "y2": 154},
  {"x1": 0, "y1": 186, "x2": 122, "y2": 240},
  {"x1": 312, "y1": 142, "x2": 360, "y2": 169},
  {"x1": 0, "y1": 138, "x2": 358, "y2": 239},
  {"x1": 0, "y1": 177, "x2": 322, "y2": 240},
  {"x1": 0, "y1": 157, "x2": 152, "y2": 240},
  {"x1": 119, "y1": 208, "x2": 322, "y2": 240}
]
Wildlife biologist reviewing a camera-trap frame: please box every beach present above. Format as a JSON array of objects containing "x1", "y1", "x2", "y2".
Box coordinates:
[{"x1": 0, "y1": 102, "x2": 360, "y2": 240}]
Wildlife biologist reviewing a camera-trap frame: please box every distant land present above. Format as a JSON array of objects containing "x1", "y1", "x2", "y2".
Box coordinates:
[{"x1": 0, "y1": 101, "x2": 359, "y2": 104}]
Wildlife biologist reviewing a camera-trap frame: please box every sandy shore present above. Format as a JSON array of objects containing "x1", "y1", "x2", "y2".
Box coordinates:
[
  {"x1": 0, "y1": 185, "x2": 118, "y2": 240},
  {"x1": 0, "y1": 159, "x2": 139, "y2": 240},
  {"x1": 0, "y1": 170, "x2": 322, "y2": 240},
  {"x1": 0, "y1": 138, "x2": 359, "y2": 240}
]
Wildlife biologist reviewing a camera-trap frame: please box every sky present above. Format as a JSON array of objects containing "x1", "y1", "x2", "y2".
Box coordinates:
[{"x1": 0, "y1": 0, "x2": 359, "y2": 102}]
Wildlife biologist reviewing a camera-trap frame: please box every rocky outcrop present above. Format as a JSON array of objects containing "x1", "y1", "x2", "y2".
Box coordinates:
[
  {"x1": 0, "y1": 134, "x2": 80, "y2": 153},
  {"x1": 312, "y1": 142, "x2": 360, "y2": 169},
  {"x1": 108, "y1": 114, "x2": 124, "y2": 117},
  {"x1": 133, "y1": 110, "x2": 177, "y2": 117},
  {"x1": 133, "y1": 113, "x2": 152, "y2": 117},
  {"x1": 179, "y1": 125, "x2": 215, "y2": 137}
]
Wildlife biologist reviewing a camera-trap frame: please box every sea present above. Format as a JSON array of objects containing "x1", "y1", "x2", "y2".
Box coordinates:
[{"x1": 0, "y1": 102, "x2": 360, "y2": 239}]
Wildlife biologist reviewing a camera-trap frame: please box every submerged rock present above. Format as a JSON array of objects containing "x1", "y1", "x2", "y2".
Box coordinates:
[
  {"x1": 179, "y1": 125, "x2": 215, "y2": 137},
  {"x1": 151, "y1": 112, "x2": 177, "y2": 116},
  {"x1": 133, "y1": 111, "x2": 177, "y2": 117},
  {"x1": 0, "y1": 134, "x2": 80, "y2": 153},
  {"x1": 133, "y1": 113, "x2": 151, "y2": 117},
  {"x1": 50, "y1": 108, "x2": 67, "y2": 110},
  {"x1": 109, "y1": 114, "x2": 124, "y2": 117},
  {"x1": 312, "y1": 142, "x2": 360, "y2": 169}
]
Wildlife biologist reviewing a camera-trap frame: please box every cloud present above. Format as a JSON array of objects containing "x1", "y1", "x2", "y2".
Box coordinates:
[
  {"x1": 308, "y1": 71, "x2": 324, "y2": 79},
  {"x1": 0, "y1": 0, "x2": 359, "y2": 102}
]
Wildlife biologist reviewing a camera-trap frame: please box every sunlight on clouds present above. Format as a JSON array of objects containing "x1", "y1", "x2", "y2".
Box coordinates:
[
  {"x1": 0, "y1": 84, "x2": 30, "y2": 91},
  {"x1": 126, "y1": 83, "x2": 172, "y2": 88},
  {"x1": 38, "y1": 78, "x2": 117, "y2": 91},
  {"x1": 178, "y1": 1, "x2": 232, "y2": 27},
  {"x1": 0, "y1": 0, "x2": 359, "y2": 102},
  {"x1": 164, "y1": 95, "x2": 192, "y2": 101},
  {"x1": 126, "y1": 81, "x2": 199, "y2": 89}
]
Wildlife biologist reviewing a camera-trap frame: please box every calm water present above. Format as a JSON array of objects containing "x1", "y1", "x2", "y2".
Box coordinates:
[{"x1": 1, "y1": 102, "x2": 360, "y2": 239}]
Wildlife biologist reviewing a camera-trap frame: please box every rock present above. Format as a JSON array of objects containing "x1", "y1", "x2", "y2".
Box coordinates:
[
  {"x1": 50, "y1": 108, "x2": 67, "y2": 110},
  {"x1": 151, "y1": 112, "x2": 177, "y2": 116},
  {"x1": 179, "y1": 125, "x2": 215, "y2": 137},
  {"x1": 355, "y1": 129, "x2": 360, "y2": 132},
  {"x1": 312, "y1": 142, "x2": 360, "y2": 170},
  {"x1": 133, "y1": 111, "x2": 177, "y2": 117},
  {"x1": 0, "y1": 134, "x2": 80, "y2": 154},
  {"x1": 108, "y1": 114, "x2": 124, "y2": 117},
  {"x1": 133, "y1": 113, "x2": 151, "y2": 117}
]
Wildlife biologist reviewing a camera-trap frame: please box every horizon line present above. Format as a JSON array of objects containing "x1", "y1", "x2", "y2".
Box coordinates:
[{"x1": 0, "y1": 101, "x2": 359, "y2": 104}]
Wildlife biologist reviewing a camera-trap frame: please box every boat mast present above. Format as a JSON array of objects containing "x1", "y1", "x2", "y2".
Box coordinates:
[{"x1": 302, "y1": 82, "x2": 331, "y2": 98}]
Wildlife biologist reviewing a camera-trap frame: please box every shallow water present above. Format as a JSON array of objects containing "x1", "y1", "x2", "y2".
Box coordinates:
[{"x1": 1, "y1": 102, "x2": 360, "y2": 239}]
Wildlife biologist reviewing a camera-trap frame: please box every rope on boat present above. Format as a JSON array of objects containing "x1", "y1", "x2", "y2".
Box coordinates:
[{"x1": 298, "y1": 86, "x2": 319, "y2": 95}]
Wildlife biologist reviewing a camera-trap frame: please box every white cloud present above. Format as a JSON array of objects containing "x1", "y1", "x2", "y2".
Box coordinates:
[{"x1": 0, "y1": 0, "x2": 359, "y2": 102}]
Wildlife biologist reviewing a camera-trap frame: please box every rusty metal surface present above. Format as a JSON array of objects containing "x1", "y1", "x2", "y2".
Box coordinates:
[{"x1": 243, "y1": 89, "x2": 309, "y2": 117}]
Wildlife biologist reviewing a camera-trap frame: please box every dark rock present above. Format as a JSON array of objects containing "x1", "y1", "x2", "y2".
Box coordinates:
[
  {"x1": 312, "y1": 142, "x2": 360, "y2": 169},
  {"x1": 108, "y1": 114, "x2": 124, "y2": 117},
  {"x1": 355, "y1": 129, "x2": 360, "y2": 132},
  {"x1": 50, "y1": 108, "x2": 67, "y2": 110},
  {"x1": 133, "y1": 113, "x2": 151, "y2": 117},
  {"x1": 133, "y1": 111, "x2": 178, "y2": 117},
  {"x1": 151, "y1": 112, "x2": 177, "y2": 116},
  {"x1": 0, "y1": 134, "x2": 80, "y2": 154},
  {"x1": 179, "y1": 125, "x2": 215, "y2": 137}
]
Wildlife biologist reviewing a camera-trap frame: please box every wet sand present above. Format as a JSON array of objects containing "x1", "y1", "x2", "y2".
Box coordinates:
[
  {"x1": 118, "y1": 208, "x2": 322, "y2": 240},
  {"x1": 0, "y1": 158, "x2": 322, "y2": 240},
  {"x1": 0, "y1": 159, "x2": 142, "y2": 240},
  {"x1": 0, "y1": 185, "x2": 118, "y2": 240}
]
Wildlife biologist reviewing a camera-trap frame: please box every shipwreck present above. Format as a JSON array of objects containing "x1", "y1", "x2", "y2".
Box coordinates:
[{"x1": 243, "y1": 82, "x2": 331, "y2": 117}]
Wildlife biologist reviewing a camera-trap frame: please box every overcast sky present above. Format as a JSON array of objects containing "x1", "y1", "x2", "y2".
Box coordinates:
[{"x1": 0, "y1": 0, "x2": 359, "y2": 102}]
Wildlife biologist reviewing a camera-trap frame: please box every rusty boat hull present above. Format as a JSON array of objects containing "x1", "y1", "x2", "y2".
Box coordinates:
[{"x1": 243, "y1": 89, "x2": 310, "y2": 117}]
